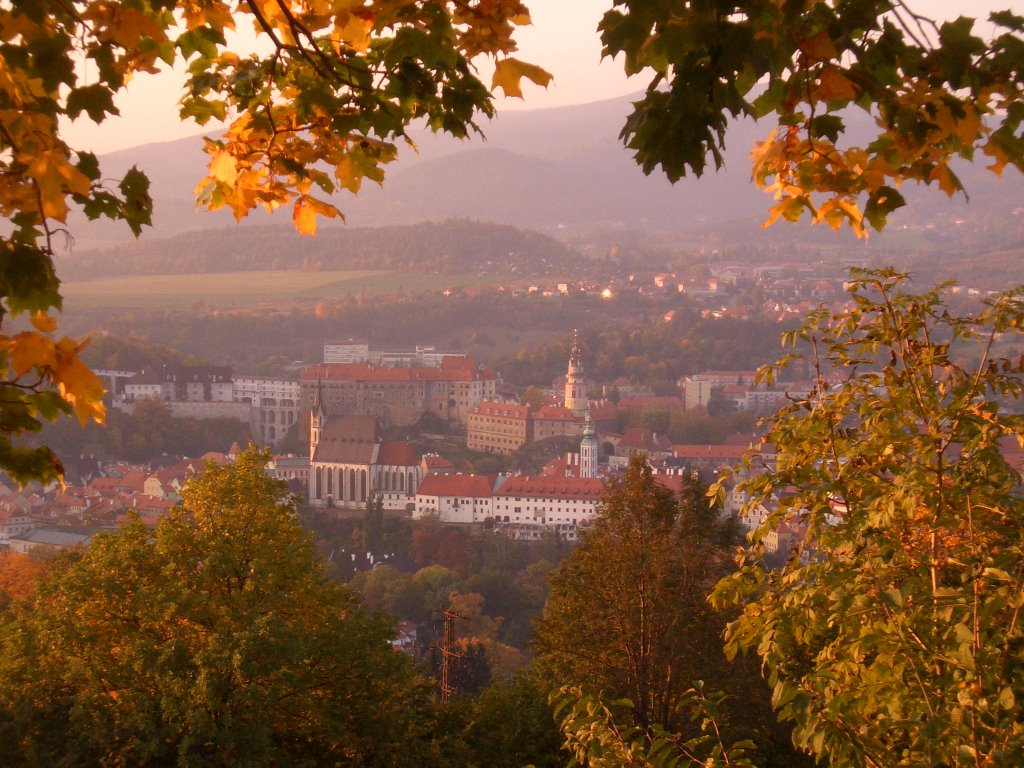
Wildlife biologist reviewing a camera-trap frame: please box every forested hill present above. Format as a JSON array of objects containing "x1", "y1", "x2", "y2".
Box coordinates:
[{"x1": 57, "y1": 219, "x2": 581, "y2": 279}]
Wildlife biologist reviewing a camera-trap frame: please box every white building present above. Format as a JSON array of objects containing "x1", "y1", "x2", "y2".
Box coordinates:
[
  {"x1": 492, "y1": 475, "x2": 604, "y2": 540},
  {"x1": 234, "y1": 377, "x2": 302, "y2": 445},
  {"x1": 324, "y1": 340, "x2": 370, "y2": 364},
  {"x1": 413, "y1": 474, "x2": 494, "y2": 523}
]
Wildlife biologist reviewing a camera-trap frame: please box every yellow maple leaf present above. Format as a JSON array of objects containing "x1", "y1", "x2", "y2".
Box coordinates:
[
  {"x1": 491, "y1": 57, "x2": 553, "y2": 99},
  {"x1": 929, "y1": 163, "x2": 959, "y2": 196},
  {"x1": 10, "y1": 331, "x2": 56, "y2": 378},
  {"x1": 293, "y1": 196, "x2": 340, "y2": 235},
  {"x1": 334, "y1": 11, "x2": 373, "y2": 53},
  {"x1": 293, "y1": 197, "x2": 319, "y2": 235},
  {"x1": 209, "y1": 149, "x2": 238, "y2": 186},
  {"x1": 29, "y1": 311, "x2": 57, "y2": 333},
  {"x1": 24, "y1": 148, "x2": 91, "y2": 222},
  {"x1": 54, "y1": 352, "x2": 107, "y2": 426}
]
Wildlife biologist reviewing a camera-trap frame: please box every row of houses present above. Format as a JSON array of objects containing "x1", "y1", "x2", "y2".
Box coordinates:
[{"x1": 0, "y1": 450, "x2": 239, "y2": 555}]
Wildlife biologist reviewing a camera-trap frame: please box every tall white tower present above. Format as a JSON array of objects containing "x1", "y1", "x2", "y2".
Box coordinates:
[
  {"x1": 579, "y1": 413, "x2": 598, "y2": 479},
  {"x1": 310, "y1": 368, "x2": 325, "y2": 459},
  {"x1": 564, "y1": 329, "x2": 588, "y2": 416}
]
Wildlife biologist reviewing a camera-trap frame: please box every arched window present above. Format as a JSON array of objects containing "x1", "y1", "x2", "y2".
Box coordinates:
[
  {"x1": 327, "y1": 466, "x2": 333, "y2": 496},
  {"x1": 360, "y1": 470, "x2": 367, "y2": 500},
  {"x1": 314, "y1": 467, "x2": 322, "y2": 499}
]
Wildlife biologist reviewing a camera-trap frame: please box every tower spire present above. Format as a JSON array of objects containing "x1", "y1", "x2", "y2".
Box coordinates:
[
  {"x1": 564, "y1": 329, "x2": 588, "y2": 416},
  {"x1": 310, "y1": 365, "x2": 325, "y2": 459}
]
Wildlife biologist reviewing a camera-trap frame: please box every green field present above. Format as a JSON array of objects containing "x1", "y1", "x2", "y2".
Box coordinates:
[{"x1": 61, "y1": 270, "x2": 509, "y2": 309}]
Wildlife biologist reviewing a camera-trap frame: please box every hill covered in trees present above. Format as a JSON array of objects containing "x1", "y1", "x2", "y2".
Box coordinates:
[{"x1": 57, "y1": 219, "x2": 584, "y2": 280}]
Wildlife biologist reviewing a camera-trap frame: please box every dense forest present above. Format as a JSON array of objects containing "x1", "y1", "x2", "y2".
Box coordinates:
[{"x1": 57, "y1": 219, "x2": 590, "y2": 280}]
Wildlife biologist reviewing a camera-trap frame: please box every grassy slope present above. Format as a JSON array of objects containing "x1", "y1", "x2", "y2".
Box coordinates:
[{"x1": 60, "y1": 270, "x2": 518, "y2": 309}]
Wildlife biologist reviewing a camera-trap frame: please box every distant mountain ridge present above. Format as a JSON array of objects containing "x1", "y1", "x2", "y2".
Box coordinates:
[{"x1": 61, "y1": 93, "x2": 1024, "y2": 269}]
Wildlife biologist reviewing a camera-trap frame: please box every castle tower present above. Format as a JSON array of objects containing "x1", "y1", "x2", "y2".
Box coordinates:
[
  {"x1": 310, "y1": 367, "x2": 325, "y2": 458},
  {"x1": 564, "y1": 329, "x2": 588, "y2": 417},
  {"x1": 579, "y1": 413, "x2": 598, "y2": 479}
]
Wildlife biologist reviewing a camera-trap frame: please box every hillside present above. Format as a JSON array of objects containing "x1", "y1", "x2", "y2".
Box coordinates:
[
  {"x1": 56, "y1": 219, "x2": 585, "y2": 280},
  {"x1": 60, "y1": 92, "x2": 1024, "y2": 286}
]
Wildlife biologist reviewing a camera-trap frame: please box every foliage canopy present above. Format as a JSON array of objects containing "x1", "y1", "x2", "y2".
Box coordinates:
[
  {"x1": 601, "y1": 1, "x2": 1024, "y2": 235},
  {"x1": 532, "y1": 455, "x2": 794, "y2": 759},
  {"x1": 712, "y1": 271, "x2": 1024, "y2": 766},
  {"x1": 0, "y1": 448, "x2": 435, "y2": 767}
]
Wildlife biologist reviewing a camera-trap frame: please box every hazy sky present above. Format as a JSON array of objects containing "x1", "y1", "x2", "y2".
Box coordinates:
[{"x1": 63, "y1": 0, "x2": 1023, "y2": 155}]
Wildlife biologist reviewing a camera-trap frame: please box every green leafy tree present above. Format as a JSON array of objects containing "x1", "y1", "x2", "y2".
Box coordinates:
[
  {"x1": 712, "y1": 270, "x2": 1024, "y2": 766},
  {"x1": 601, "y1": 1, "x2": 1024, "y2": 234},
  {"x1": 364, "y1": 491, "x2": 385, "y2": 555},
  {"x1": 461, "y1": 671, "x2": 564, "y2": 768},
  {"x1": 551, "y1": 685, "x2": 759, "y2": 768},
  {"x1": 0, "y1": 447, "x2": 434, "y2": 767},
  {"x1": 0, "y1": 0, "x2": 547, "y2": 484},
  {"x1": 534, "y1": 456, "x2": 736, "y2": 734}
]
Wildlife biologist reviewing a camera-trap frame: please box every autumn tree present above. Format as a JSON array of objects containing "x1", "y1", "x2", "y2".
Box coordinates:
[
  {"x1": 534, "y1": 456, "x2": 741, "y2": 734},
  {"x1": 711, "y1": 270, "x2": 1024, "y2": 766},
  {"x1": 0, "y1": 0, "x2": 547, "y2": 483},
  {"x1": 0, "y1": 447, "x2": 437, "y2": 767},
  {"x1": 601, "y1": 1, "x2": 1024, "y2": 235}
]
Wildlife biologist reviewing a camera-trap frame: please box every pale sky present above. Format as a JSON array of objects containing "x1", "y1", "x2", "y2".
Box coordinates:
[{"x1": 63, "y1": 0, "x2": 1023, "y2": 155}]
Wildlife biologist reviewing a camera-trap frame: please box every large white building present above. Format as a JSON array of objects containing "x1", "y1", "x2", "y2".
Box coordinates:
[
  {"x1": 413, "y1": 474, "x2": 494, "y2": 523},
  {"x1": 492, "y1": 475, "x2": 604, "y2": 535},
  {"x1": 234, "y1": 377, "x2": 302, "y2": 445}
]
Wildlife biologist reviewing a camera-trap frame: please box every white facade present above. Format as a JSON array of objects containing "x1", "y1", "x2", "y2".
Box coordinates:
[
  {"x1": 491, "y1": 476, "x2": 603, "y2": 532},
  {"x1": 683, "y1": 378, "x2": 713, "y2": 410},
  {"x1": 124, "y1": 381, "x2": 172, "y2": 400},
  {"x1": 324, "y1": 341, "x2": 370, "y2": 364},
  {"x1": 234, "y1": 377, "x2": 302, "y2": 446},
  {"x1": 414, "y1": 493, "x2": 492, "y2": 523},
  {"x1": 233, "y1": 377, "x2": 301, "y2": 405}
]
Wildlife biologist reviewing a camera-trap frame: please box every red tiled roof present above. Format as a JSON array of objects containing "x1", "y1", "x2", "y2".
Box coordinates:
[
  {"x1": 302, "y1": 361, "x2": 493, "y2": 383},
  {"x1": 416, "y1": 474, "x2": 493, "y2": 498},
  {"x1": 533, "y1": 404, "x2": 577, "y2": 421},
  {"x1": 89, "y1": 477, "x2": 122, "y2": 494},
  {"x1": 495, "y1": 475, "x2": 604, "y2": 500},
  {"x1": 620, "y1": 429, "x2": 671, "y2": 451},
  {"x1": 422, "y1": 455, "x2": 456, "y2": 470},
  {"x1": 312, "y1": 415, "x2": 378, "y2": 464},
  {"x1": 377, "y1": 442, "x2": 418, "y2": 466},
  {"x1": 119, "y1": 469, "x2": 148, "y2": 492},
  {"x1": 471, "y1": 401, "x2": 530, "y2": 419},
  {"x1": 587, "y1": 400, "x2": 619, "y2": 420},
  {"x1": 672, "y1": 444, "x2": 749, "y2": 460}
]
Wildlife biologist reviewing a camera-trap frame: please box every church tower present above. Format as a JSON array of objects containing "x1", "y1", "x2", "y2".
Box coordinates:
[
  {"x1": 579, "y1": 413, "x2": 598, "y2": 479},
  {"x1": 564, "y1": 329, "x2": 588, "y2": 417},
  {"x1": 310, "y1": 368, "x2": 325, "y2": 459}
]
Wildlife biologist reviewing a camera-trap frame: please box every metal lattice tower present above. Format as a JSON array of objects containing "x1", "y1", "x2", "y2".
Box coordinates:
[{"x1": 437, "y1": 608, "x2": 461, "y2": 703}]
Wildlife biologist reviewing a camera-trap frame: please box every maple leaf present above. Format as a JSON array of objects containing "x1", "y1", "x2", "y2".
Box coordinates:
[
  {"x1": 293, "y1": 196, "x2": 340, "y2": 235},
  {"x1": 9, "y1": 331, "x2": 56, "y2": 378},
  {"x1": 492, "y1": 58, "x2": 553, "y2": 99}
]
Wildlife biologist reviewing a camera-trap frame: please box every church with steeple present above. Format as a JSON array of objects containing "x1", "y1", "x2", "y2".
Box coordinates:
[{"x1": 308, "y1": 373, "x2": 424, "y2": 510}]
